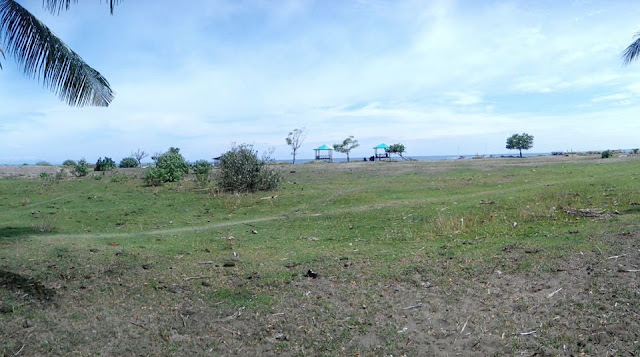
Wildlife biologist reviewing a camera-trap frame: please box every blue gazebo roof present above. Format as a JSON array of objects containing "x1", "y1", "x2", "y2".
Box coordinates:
[
  {"x1": 373, "y1": 143, "x2": 390, "y2": 149},
  {"x1": 316, "y1": 144, "x2": 333, "y2": 150}
]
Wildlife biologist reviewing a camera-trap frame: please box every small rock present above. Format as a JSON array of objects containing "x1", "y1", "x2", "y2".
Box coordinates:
[
  {"x1": 305, "y1": 269, "x2": 318, "y2": 279},
  {"x1": 89, "y1": 248, "x2": 99, "y2": 253},
  {"x1": 201, "y1": 281, "x2": 211, "y2": 287},
  {"x1": 251, "y1": 230, "x2": 258, "y2": 235},
  {"x1": 307, "y1": 237, "x2": 319, "y2": 241},
  {"x1": 142, "y1": 264, "x2": 151, "y2": 270},
  {"x1": 23, "y1": 319, "x2": 33, "y2": 328},
  {"x1": 274, "y1": 333, "x2": 287, "y2": 341}
]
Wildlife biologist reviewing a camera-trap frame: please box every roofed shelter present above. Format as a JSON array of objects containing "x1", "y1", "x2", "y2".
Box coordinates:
[
  {"x1": 374, "y1": 143, "x2": 390, "y2": 161},
  {"x1": 314, "y1": 144, "x2": 333, "y2": 162}
]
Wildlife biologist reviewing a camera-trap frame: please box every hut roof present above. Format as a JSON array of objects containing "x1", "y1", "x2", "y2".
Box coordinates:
[
  {"x1": 315, "y1": 144, "x2": 333, "y2": 150},
  {"x1": 373, "y1": 143, "x2": 390, "y2": 149}
]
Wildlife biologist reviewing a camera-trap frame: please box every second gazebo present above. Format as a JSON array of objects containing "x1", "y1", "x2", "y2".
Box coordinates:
[
  {"x1": 314, "y1": 144, "x2": 333, "y2": 162},
  {"x1": 373, "y1": 143, "x2": 390, "y2": 161}
]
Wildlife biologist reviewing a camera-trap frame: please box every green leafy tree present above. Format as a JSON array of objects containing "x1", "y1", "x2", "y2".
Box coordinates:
[
  {"x1": 387, "y1": 143, "x2": 406, "y2": 160},
  {"x1": 119, "y1": 157, "x2": 138, "y2": 168},
  {"x1": 144, "y1": 147, "x2": 189, "y2": 186},
  {"x1": 285, "y1": 128, "x2": 305, "y2": 164},
  {"x1": 505, "y1": 133, "x2": 534, "y2": 158},
  {"x1": 95, "y1": 157, "x2": 116, "y2": 171},
  {"x1": 333, "y1": 136, "x2": 359, "y2": 162},
  {"x1": 631, "y1": 148, "x2": 639, "y2": 155},
  {"x1": 0, "y1": 0, "x2": 117, "y2": 106},
  {"x1": 216, "y1": 144, "x2": 279, "y2": 192}
]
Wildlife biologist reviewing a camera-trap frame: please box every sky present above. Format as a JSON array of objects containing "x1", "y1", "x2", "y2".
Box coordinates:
[{"x1": 2, "y1": 0, "x2": 640, "y2": 163}]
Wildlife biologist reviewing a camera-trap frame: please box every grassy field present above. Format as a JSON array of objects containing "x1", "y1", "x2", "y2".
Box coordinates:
[{"x1": 1, "y1": 155, "x2": 639, "y2": 356}]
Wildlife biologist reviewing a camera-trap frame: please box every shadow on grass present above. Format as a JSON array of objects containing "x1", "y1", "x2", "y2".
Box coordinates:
[
  {"x1": 0, "y1": 269, "x2": 55, "y2": 301},
  {"x1": 0, "y1": 226, "x2": 34, "y2": 242}
]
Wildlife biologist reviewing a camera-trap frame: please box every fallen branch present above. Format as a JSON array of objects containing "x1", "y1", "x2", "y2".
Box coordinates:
[
  {"x1": 214, "y1": 307, "x2": 245, "y2": 322},
  {"x1": 547, "y1": 288, "x2": 562, "y2": 298},
  {"x1": 402, "y1": 303, "x2": 423, "y2": 310},
  {"x1": 618, "y1": 269, "x2": 640, "y2": 273},
  {"x1": 460, "y1": 316, "x2": 471, "y2": 334},
  {"x1": 519, "y1": 331, "x2": 536, "y2": 336},
  {"x1": 185, "y1": 275, "x2": 214, "y2": 281},
  {"x1": 608, "y1": 254, "x2": 627, "y2": 260},
  {"x1": 13, "y1": 344, "x2": 25, "y2": 356},
  {"x1": 131, "y1": 321, "x2": 147, "y2": 329}
]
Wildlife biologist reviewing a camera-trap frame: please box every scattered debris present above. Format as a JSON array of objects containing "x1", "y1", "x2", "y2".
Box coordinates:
[
  {"x1": 198, "y1": 261, "x2": 216, "y2": 265},
  {"x1": 402, "y1": 303, "x2": 423, "y2": 310},
  {"x1": 479, "y1": 200, "x2": 495, "y2": 204},
  {"x1": 184, "y1": 276, "x2": 214, "y2": 281},
  {"x1": 307, "y1": 237, "x2": 320, "y2": 241},
  {"x1": 519, "y1": 331, "x2": 536, "y2": 336},
  {"x1": 223, "y1": 262, "x2": 236, "y2": 268},
  {"x1": 608, "y1": 254, "x2": 627, "y2": 260},
  {"x1": 305, "y1": 269, "x2": 318, "y2": 278},
  {"x1": 460, "y1": 316, "x2": 471, "y2": 334},
  {"x1": 547, "y1": 288, "x2": 562, "y2": 298},
  {"x1": 397, "y1": 327, "x2": 408, "y2": 334}
]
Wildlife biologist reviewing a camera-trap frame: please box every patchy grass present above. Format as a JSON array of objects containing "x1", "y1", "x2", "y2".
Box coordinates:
[{"x1": 0, "y1": 156, "x2": 639, "y2": 355}]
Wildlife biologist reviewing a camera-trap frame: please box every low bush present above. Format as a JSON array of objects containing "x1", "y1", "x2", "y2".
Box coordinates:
[
  {"x1": 601, "y1": 150, "x2": 613, "y2": 159},
  {"x1": 119, "y1": 157, "x2": 138, "y2": 168},
  {"x1": 73, "y1": 159, "x2": 89, "y2": 177},
  {"x1": 62, "y1": 159, "x2": 77, "y2": 166},
  {"x1": 35, "y1": 161, "x2": 51, "y2": 166},
  {"x1": 192, "y1": 160, "x2": 213, "y2": 188},
  {"x1": 216, "y1": 144, "x2": 279, "y2": 192}
]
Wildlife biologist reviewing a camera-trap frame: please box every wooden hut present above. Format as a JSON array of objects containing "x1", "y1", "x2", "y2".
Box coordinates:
[
  {"x1": 314, "y1": 144, "x2": 333, "y2": 162},
  {"x1": 373, "y1": 143, "x2": 390, "y2": 161}
]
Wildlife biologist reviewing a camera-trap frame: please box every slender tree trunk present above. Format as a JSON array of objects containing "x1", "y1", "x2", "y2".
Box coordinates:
[
  {"x1": 347, "y1": 153, "x2": 350, "y2": 162},
  {"x1": 292, "y1": 150, "x2": 296, "y2": 164},
  {"x1": 519, "y1": 149, "x2": 522, "y2": 158}
]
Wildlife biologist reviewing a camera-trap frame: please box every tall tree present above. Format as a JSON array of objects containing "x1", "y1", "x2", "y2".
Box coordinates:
[
  {"x1": 333, "y1": 136, "x2": 359, "y2": 162},
  {"x1": 505, "y1": 133, "x2": 534, "y2": 158},
  {"x1": 387, "y1": 143, "x2": 407, "y2": 160},
  {"x1": 0, "y1": 0, "x2": 117, "y2": 106},
  {"x1": 285, "y1": 128, "x2": 305, "y2": 164},
  {"x1": 132, "y1": 148, "x2": 148, "y2": 167}
]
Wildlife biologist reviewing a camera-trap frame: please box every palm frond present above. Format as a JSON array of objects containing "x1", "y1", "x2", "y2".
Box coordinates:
[
  {"x1": 622, "y1": 33, "x2": 640, "y2": 65},
  {"x1": 43, "y1": 0, "x2": 121, "y2": 15},
  {"x1": 0, "y1": 0, "x2": 113, "y2": 106}
]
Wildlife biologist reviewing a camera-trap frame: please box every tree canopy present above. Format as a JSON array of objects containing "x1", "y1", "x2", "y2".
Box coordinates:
[
  {"x1": 387, "y1": 143, "x2": 406, "y2": 160},
  {"x1": 0, "y1": 0, "x2": 118, "y2": 106},
  {"x1": 333, "y1": 136, "x2": 359, "y2": 162},
  {"x1": 506, "y1": 133, "x2": 534, "y2": 158}
]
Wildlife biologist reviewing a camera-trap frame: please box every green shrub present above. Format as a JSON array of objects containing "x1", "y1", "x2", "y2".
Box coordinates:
[
  {"x1": 601, "y1": 150, "x2": 613, "y2": 159},
  {"x1": 95, "y1": 157, "x2": 116, "y2": 171},
  {"x1": 192, "y1": 160, "x2": 213, "y2": 188},
  {"x1": 143, "y1": 167, "x2": 167, "y2": 186},
  {"x1": 35, "y1": 161, "x2": 51, "y2": 166},
  {"x1": 216, "y1": 144, "x2": 280, "y2": 192},
  {"x1": 143, "y1": 147, "x2": 189, "y2": 186},
  {"x1": 73, "y1": 159, "x2": 89, "y2": 177},
  {"x1": 632, "y1": 148, "x2": 639, "y2": 155},
  {"x1": 55, "y1": 169, "x2": 67, "y2": 180},
  {"x1": 62, "y1": 159, "x2": 77, "y2": 166},
  {"x1": 119, "y1": 157, "x2": 138, "y2": 168},
  {"x1": 110, "y1": 173, "x2": 129, "y2": 183}
]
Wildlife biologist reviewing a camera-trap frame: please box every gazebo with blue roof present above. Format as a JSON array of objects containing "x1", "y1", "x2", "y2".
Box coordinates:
[
  {"x1": 314, "y1": 144, "x2": 333, "y2": 162},
  {"x1": 373, "y1": 143, "x2": 391, "y2": 161}
]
